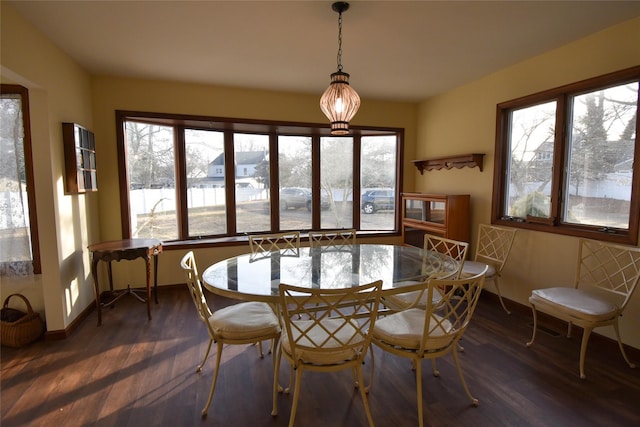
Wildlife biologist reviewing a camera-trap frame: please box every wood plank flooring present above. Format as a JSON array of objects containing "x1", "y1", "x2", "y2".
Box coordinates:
[{"x1": 2, "y1": 286, "x2": 640, "y2": 427}]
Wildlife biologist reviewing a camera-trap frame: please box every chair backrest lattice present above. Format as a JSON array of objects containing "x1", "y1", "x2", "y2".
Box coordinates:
[
  {"x1": 180, "y1": 251, "x2": 215, "y2": 338},
  {"x1": 249, "y1": 231, "x2": 301, "y2": 257},
  {"x1": 422, "y1": 234, "x2": 469, "y2": 279},
  {"x1": 577, "y1": 239, "x2": 640, "y2": 310},
  {"x1": 474, "y1": 224, "x2": 517, "y2": 272},
  {"x1": 419, "y1": 269, "x2": 486, "y2": 356},
  {"x1": 278, "y1": 281, "x2": 382, "y2": 363},
  {"x1": 308, "y1": 229, "x2": 356, "y2": 251}
]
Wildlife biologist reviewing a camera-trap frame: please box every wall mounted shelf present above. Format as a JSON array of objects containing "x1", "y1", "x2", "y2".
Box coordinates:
[{"x1": 412, "y1": 153, "x2": 484, "y2": 174}]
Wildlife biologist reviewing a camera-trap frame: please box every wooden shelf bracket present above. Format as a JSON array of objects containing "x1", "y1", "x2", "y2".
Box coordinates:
[{"x1": 412, "y1": 153, "x2": 484, "y2": 174}]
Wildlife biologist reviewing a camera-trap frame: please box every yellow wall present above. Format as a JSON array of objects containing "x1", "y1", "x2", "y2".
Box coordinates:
[
  {"x1": 416, "y1": 16, "x2": 640, "y2": 348},
  {"x1": 1, "y1": 3, "x2": 100, "y2": 331}
]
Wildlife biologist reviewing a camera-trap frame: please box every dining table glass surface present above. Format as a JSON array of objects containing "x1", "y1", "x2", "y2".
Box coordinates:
[{"x1": 201, "y1": 243, "x2": 458, "y2": 303}]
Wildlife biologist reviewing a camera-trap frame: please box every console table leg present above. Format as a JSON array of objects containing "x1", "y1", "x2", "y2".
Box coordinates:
[
  {"x1": 146, "y1": 256, "x2": 152, "y2": 321},
  {"x1": 154, "y1": 253, "x2": 159, "y2": 304},
  {"x1": 92, "y1": 257, "x2": 102, "y2": 326}
]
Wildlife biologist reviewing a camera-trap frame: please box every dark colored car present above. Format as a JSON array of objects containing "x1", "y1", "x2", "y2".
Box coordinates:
[
  {"x1": 361, "y1": 189, "x2": 395, "y2": 214},
  {"x1": 280, "y1": 188, "x2": 329, "y2": 211}
]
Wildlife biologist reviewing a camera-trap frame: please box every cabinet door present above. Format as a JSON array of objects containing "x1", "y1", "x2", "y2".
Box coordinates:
[{"x1": 63, "y1": 122, "x2": 97, "y2": 193}]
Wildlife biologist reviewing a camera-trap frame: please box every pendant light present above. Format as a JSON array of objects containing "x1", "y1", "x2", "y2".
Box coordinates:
[{"x1": 320, "y1": 2, "x2": 360, "y2": 135}]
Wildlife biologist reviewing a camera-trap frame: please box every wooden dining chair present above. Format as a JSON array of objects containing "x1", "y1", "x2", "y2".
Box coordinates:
[
  {"x1": 180, "y1": 251, "x2": 281, "y2": 417},
  {"x1": 526, "y1": 239, "x2": 640, "y2": 379},
  {"x1": 383, "y1": 234, "x2": 469, "y2": 311},
  {"x1": 372, "y1": 268, "x2": 487, "y2": 427},
  {"x1": 461, "y1": 224, "x2": 517, "y2": 314},
  {"x1": 308, "y1": 228, "x2": 356, "y2": 250},
  {"x1": 272, "y1": 280, "x2": 383, "y2": 427}
]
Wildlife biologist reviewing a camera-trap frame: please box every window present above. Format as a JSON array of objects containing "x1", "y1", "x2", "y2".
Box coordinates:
[
  {"x1": 0, "y1": 85, "x2": 40, "y2": 275},
  {"x1": 492, "y1": 66, "x2": 640, "y2": 244},
  {"x1": 116, "y1": 111, "x2": 403, "y2": 242}
]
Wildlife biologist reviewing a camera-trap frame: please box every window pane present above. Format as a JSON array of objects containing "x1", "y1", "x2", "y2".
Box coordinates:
[
  {"x1": 279, "y1": 136, "x2": 312, "y2": 230},
  {"x1": 505, "y1": 101, "x2": 557, "y2": 219},
  {"x1": 361, "y1": 135, "x2": 397, "y2": 230},
  {"x1": 0, "y1": 93, "x2": 33, "y2": 275},
  {"x1": 234, "y1": 133, "x2": 270, "y2": 233},
  {"x1": 321, "y1": 137, "x2": 353, "y2": 229},
  {"x1": 125, "y1": 122, "x2": 178, "y2": 240},
  {"x1": 564, "y1": 83, "x2": 638, "y2": 228},
  {"x1": 185, "y1": 129, "x2": 226, "y2": 236}
]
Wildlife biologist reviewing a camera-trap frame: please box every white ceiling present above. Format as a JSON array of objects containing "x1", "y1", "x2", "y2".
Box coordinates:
[{"x1": 7, "y1": 0, "x2": 640, "y2": 102}]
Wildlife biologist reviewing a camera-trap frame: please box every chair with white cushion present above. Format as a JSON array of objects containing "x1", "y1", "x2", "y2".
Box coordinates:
[
  {"x1": 180, "y1": 251, "x2": 281, "y2": 417},
  {"x1": 272, "y1": 280, "x2": 383, "y2": 427},
  {"x1": 308, "y1": 228, "x2": 356, "y2": 250},
  {"x1": 461, "y1": 224, "x2": 517, "y2": 314},
  {"x1": 526, "y1": 238, "x2": 640, "y2": 379},
  {"x1": 383, "y1": 234, "x2": 468, "y2": 311},
  {"x1": 372, "y1": 268, "x2": 487, "y2": 427}
]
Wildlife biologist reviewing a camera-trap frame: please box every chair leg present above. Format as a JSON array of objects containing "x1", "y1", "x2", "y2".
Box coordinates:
[
  {"x1": 272, "y1": 342, "x2": 283, "y2": 416},
  {"x1": 452, "y1": 344, "x2": 478, "y2": 406},
  {"x1": 493, "y1": 276, "x2": 511, "y2": 315},
  {"x1": 197, "y1": 338, "x2": 213, "y2": 372},
  {"x1": 255, "y1": 341, "x2": 265, "y2": 358},
  {"x1": 415, "y1": 358, "x2": 424, "y2": 427},
  {"x1": 366, "y1": 347, "x2": 375, "y2": 393},
  {"x1": 354, "y1": 346, "x2": 375, "y2": 393},
  {"x1": 526, "y1": 305, "x2": 538, "y2": 347},
  {"x1": 431, "y1": 359, "x2": 440, "y2": 377},
  {"x1": 282, "y1": 364, "x2": 294, "y2": 394},
  {"x1": 202, "y1": 341, "x2": 224, "y2": 417},
  {"x1": 579, "y1": 327, "x2": 593, "y2": 380},
  {"x1": 567, "y1": 321, "x2": 573, "y2": 338},
  {"x1": 452, "y1": 350, "x2": 478, "y2": 406},
  {"x1": 288, "y1": 368, "x2": 303, "y2": 427},
  {"x1": 613, "y1": 321, "x2": 636, "y2": 369},
  {"x1": 356, "y1": 365, "x2": 375, "y2": 427}
]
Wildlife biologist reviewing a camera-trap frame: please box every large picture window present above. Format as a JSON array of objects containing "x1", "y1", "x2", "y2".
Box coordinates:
[
  {"x1": 492, "y1": 66, "x2": 640, "y2": 244},
  {"x1": 116, "y1": 111, "x2": 402, "y2": 243},
  {"x1": 0, "y1": 85, "x2": 40, "y2": 275}
]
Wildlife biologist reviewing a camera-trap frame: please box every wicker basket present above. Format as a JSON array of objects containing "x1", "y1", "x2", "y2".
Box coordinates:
[{"x1": 1, "y1": 293, "x2": 44, "y2": 348}]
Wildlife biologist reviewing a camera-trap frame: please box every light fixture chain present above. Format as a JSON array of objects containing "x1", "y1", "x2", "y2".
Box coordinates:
[{"x1": 337, "y1": 11, "x2": 343, "y2": 72}]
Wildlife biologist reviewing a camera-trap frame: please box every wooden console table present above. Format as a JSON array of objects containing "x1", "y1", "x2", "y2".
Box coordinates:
[{"x1": 89, "y1": 238, "x2": 162, "y2": 326}]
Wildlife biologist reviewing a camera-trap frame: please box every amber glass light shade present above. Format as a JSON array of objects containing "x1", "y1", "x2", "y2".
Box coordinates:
[{"x1": 320, "y1": 71, "x2": 361, "y2": 135}]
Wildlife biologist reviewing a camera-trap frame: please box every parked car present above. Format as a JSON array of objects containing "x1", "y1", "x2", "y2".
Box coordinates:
[
  {"x1": 361, "y1": 189, "x2": 395, "y2": 214},
  {"x1": 280, "y1": 188, "x2": 329, "y2": 211}
]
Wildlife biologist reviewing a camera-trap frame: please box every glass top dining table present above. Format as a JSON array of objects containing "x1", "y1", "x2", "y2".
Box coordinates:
[{"x1": 201, "y1": 243, "x2": 458, "y2": 303}]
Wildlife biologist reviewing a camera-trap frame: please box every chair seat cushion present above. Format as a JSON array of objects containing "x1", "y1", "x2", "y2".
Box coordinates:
[
  {"x1": 282, "y1": 318, "x2": 360, "y2": 365},
  {"x1": 462, "y1": 261, "x2": 496, "y2": 277},
  {"x1": 210, "y1": 301, "x2": 280, "y2": 340},
  {"x1": 529, "y1": 287, "x2": 619, "y2": 322},
  {"x1": 383, "y1": 287, "x2": 443, "y2": 310},
  {"x1": 373, "y1": 308, "x2": 453, "y2": 350}
]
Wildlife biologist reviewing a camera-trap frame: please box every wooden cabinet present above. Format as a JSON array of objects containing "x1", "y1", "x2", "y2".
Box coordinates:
[
  {"x1": 63, "y1": 122, "x2": 97, "y2": 194},
  {"x1": 401, "y1": 193, "x2": 470, "y2": 247}
]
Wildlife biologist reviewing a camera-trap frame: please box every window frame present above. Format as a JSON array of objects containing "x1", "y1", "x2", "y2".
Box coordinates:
[
  {"x1": 492, "y1": 66, "x2": 640, "y2": 245},
  {"x1": 0, "y1": 84, "x2": 41, "y2": 274},
  {"x1": 115, "y1": 110, "x2": 404, "y2": 245}
]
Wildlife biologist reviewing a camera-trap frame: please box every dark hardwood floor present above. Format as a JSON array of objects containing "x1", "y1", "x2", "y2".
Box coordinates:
[{"x1": 2, "y1": 286, "x2": 640, "y2": 427}]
